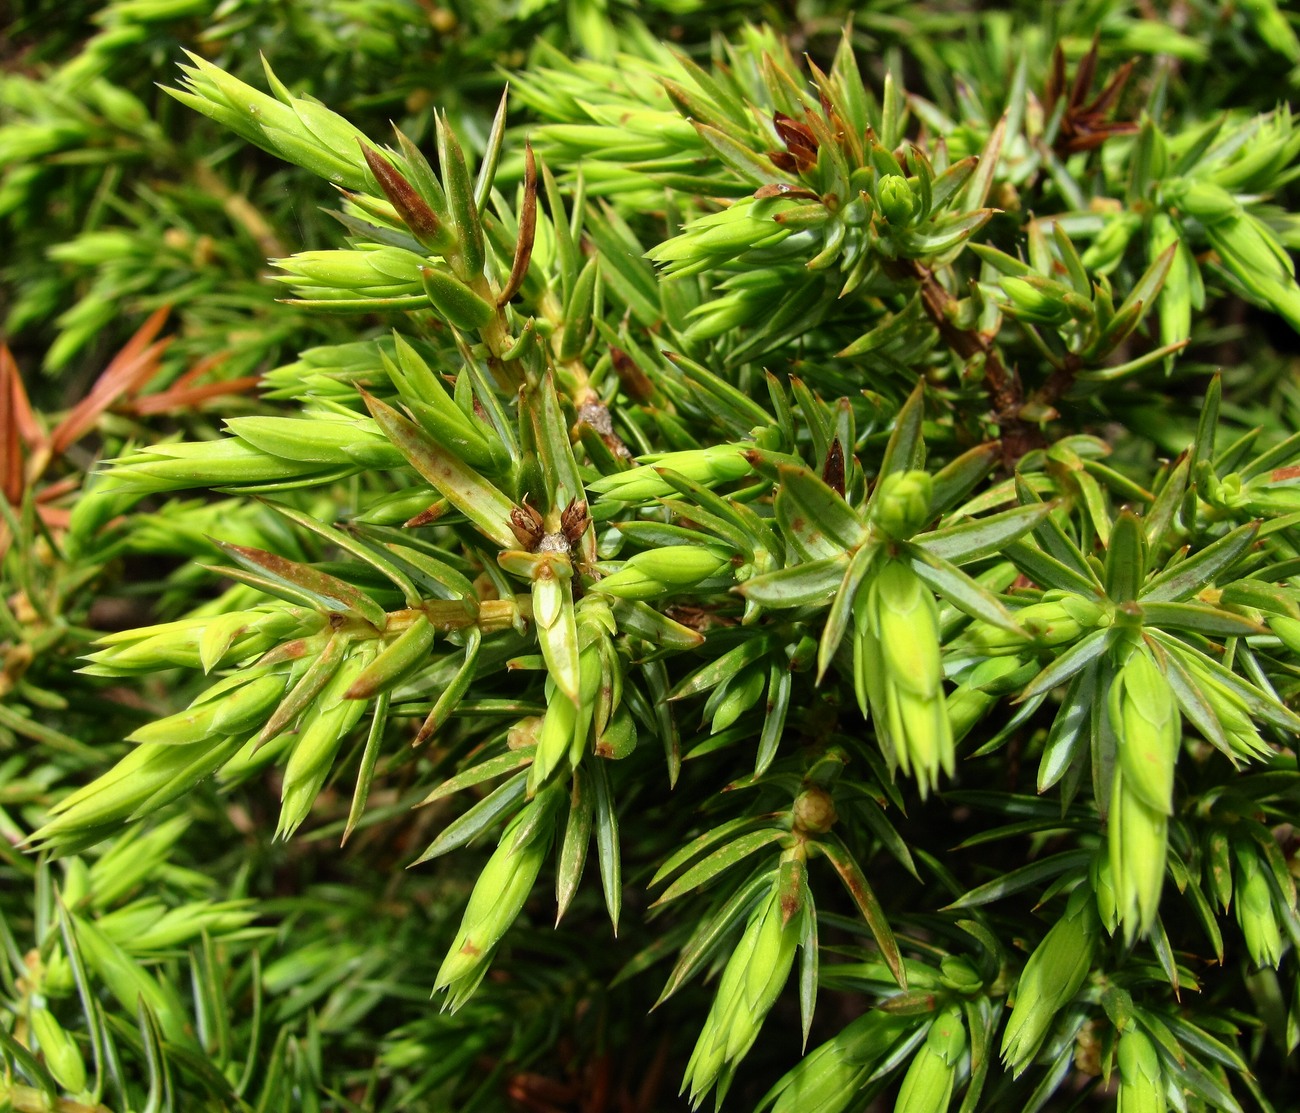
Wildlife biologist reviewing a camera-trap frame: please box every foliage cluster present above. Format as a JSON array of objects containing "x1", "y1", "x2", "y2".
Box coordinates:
[{"x1": 4, "y1": 2, "x2": 1300, "y2": 1111}]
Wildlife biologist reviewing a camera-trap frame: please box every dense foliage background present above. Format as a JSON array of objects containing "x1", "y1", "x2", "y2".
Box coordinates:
[{"x1": 3, "y1": 1, "x2": 1300, "y2": 1111}]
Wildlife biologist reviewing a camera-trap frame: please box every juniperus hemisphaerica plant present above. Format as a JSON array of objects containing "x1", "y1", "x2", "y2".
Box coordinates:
[{"x1": 7, "y1": 2, "x2": 1300, "y2": 1110}]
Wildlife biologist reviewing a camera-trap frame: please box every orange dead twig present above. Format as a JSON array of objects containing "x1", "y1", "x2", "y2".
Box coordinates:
[
  {"x1": 153, "y1": 349, "x2": 227, "y2": 393},
  {"x1": 48, "y1": 305, "x2": 174, "y2": 456},
  {"x1": 2, "y1": 345, "x2": 43, "y2": 448},
  {"x1": 1, "y1": 345, "x2": 26, "y2": 506},
  {"x1": 36, "y1": 506, "x2": 73, "y2": 531},
  {"x1": 129, "y1": 374, "x2": 260, "y2": 416},
  {"x1": 36, "y1": 476, "x2": 79, "y2": 503},
  {"x1": 4, "y1": 307, "x2": 260, "y2": 551}
]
